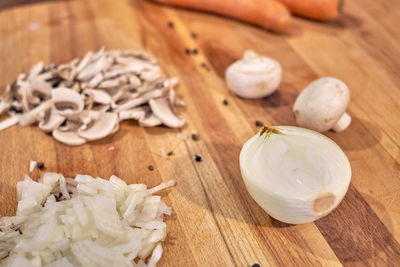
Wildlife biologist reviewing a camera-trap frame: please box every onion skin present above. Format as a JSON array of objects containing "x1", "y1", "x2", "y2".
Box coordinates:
[{"x1": 240, "y1": 126, "x2": 351, "y2": 224}]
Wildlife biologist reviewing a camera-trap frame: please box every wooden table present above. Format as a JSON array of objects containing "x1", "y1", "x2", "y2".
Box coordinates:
[{"x1": 0, "y1": 0, "x2": 399, "y2": 266}]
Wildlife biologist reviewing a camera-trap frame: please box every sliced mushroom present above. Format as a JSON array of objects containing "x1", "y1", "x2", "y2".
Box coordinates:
[
  {"x1": 149, "y1": 97, "x2": 185, "y2": 128},
  {"x1": 139, "y1": 113, "x2": 162, "y2": 127},
  {"x1": 115, "y1": 88, "x2": 168, "y2": 112},
  {"x1": 53, "y1": 129, "x2": 86, "y2": 146},
  {"x1": 0, "y1": 116, "x2": 19, "y2": 131},
  {"x1": 27, "y1": 61, "x2": 44, "y2": 81},
  {"x1": 77, "y1": 54, "x2": 109, "y2": 81},
  {"x1": 129, "y1": 75, "x2": 141, "y2": 88},
  {"x1": 0, "y1": 101, "x2": 9, "y2": 115},
  {"x1": 52, "y1": 88, "x2": 84, "y2": 116},
  {"x1": 83, "y1": 89, "x2": 111, "y2": 104},
  {"x1": 88, "y1": 73, "x2": 104, "y2": 88},
  {"x1": 19, "y1": 100, "x2": 53, "y2": 126},
  {"x1": 92, "y1": 104, "x2": 110, "y2": 112},
  {"x1": 78, "y1": 112, "x2": 118, "y2": 141},
  {"x1": 119, "y1": 106, "x2": 149, "y2": 121},
  {"x1": 98, "y1": 76, "x2": 129, "y2": 89},
  {"x1": 76, "y1": 51, "x2": 93, "y2": 73},
  {"x1": 39, "y1": 108, "x2": 65, "y2": 132},
  {"x1": 58, "y1": 119, "x2": 81, "y2": 132}
]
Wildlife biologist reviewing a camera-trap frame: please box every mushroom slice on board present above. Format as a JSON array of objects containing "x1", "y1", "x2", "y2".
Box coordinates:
[
  {"x1": 0, "y1": 116, "x2": 20, "y2": 131},
  {"x1": 53, "y1": 129, "x2": 86, "y2": 146},
  {"x1": 78, "y1": 112, "x2": 118, "y2": 141},
  {"x1": 19, "y1": 100, "x2": 53, "y2": 126},
  {"x1": 39, "y1": 108, "x2": 65, "y2": 132},
  {"x1": 119, "y1": 106, "x2": 149, "y2": 121},
  {"x1": 149, "y1": 97, "x2": 185, "y2": 128},
  {"x1": 0, "y1": 101, "x2": 9, "y2": 115},
  {"x1": 27, "y1": 61, "x2": 44, "y2": 81},
  {"x1": 52, "y1": 88, "x2": 84, "y2": 116},
  {"x1": 83, "y1": 89, "x2": 111, "y2": 104},
  {"x1": 139, "y1": 113, "x2": 162, "y2": 127},
  {"x1": 115, "y1": 88, "x2": 168, "y2": 112}
]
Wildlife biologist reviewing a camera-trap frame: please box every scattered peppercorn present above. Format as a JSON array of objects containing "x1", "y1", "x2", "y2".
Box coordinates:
[
  {"x1": 192, "y1": 49, "x2": 198, "y2": 55},
  {"x1": 148, "y1": 165, "x2": 154, "y2": 171},
  {"x1": 168, "y1": 21, "x2": 174, "y2": 28},
  {"x1": 200, "y1": 62, "x2": 210, "y2": 71},
  {"x1": 37, "y1": 162, "x2": 45, "y2": 170},
  {"x1": 255, "y1": 120, "x2": 263, "y2": 127},
  {"x1": 167, "y1": 151, "x2": 174, "y2": 156},
  {"x1": 194, "y1": 155, "x2": 202, "y2": 162},
  {"x1": 251, "y1": 264, "x2": 260, "y2": 267},
  {"x1": 223, "y1": 99, "x2": 229, "y2": 106},
  {"x1": 191, "y1": 134, "x2": 200, "y2": 141},
  {"x1": 185, "y1": 48, "x2": 191, "y2": 55},
  {"x1": 191, "y1": 32, "x2": 197, "y2": 39}
]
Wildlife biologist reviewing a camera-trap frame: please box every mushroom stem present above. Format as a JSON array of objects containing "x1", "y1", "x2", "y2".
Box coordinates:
[{"x1": 332, "y1": 112, "x2": 351, "y2": 132}]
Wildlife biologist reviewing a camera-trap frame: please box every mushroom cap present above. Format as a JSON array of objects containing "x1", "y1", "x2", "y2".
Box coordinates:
[
  {"x1": 293, "y1": 77, "x2": 350, "y2": 132},
  {"x1": 225, "y1": 50, "x2": 282, "y2": 99}
]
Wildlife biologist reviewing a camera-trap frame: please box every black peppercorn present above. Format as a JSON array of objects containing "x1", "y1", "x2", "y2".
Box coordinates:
[
  {"x1": 194, "y1": 155, "x2": 202, "y2": 162},
  {"x1": 255, "y1": 120, "x2": 263, "y2": 127},
  {"x1": 148, "y1": 165, "x2": 154, "y2": 171},
  {"x1": 191, "y1": 134, "x2": 200, "y2": 141},
  {"x1": 37, "y1": 162, "x2": 45, "y2": 170},
  {"x1": 185, "y1": 48, "x2": 191, "y2": 55},
  {"x1": 168, "y1": 21, "x2": 174, "y2": 28},
  {"x1": 223, "y1": 99, "x2": 229, "y2": 106},
  {"x1": 192, "y1": 49, "x2": 198, "y2": 55}
]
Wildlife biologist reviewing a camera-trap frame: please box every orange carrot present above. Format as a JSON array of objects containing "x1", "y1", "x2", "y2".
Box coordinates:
[
  {"x1": 278, "y1": 0, "x2": 343, "y2": 20},
  {"x1": 152, "y1": 0, "x2": 291, "y2": 33}
]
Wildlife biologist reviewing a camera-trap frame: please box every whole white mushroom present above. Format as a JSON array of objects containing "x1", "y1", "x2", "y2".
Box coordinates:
[
  {"x1": 293, "y1": 77, "x2": 351, "y2": 132},
  {"x1": 225, "y1": 50, "x2": 282, "y2": 99}
]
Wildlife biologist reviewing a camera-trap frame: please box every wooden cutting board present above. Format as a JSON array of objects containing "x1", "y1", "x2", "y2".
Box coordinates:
[{"x1": 0, "y1": 0, "x2": 399, "y2": 266}]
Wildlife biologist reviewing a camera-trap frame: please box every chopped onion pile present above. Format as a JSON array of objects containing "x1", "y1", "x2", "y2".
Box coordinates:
[{"x1": 0, "y1": 173, "x2": 176, "y2": 267}]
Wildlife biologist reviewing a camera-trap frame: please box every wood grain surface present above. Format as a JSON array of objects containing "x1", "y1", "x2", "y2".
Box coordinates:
[{"x1": 0, "y1": 0, "x2": 400, "y2": 266}]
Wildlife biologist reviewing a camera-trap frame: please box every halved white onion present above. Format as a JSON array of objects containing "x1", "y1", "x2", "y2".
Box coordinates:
[{"x1": 240, "y1": 126, "x2": 351, "y2": 224}]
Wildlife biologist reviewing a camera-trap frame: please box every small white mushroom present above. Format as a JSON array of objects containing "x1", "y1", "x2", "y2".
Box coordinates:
[
  {"x1": 225, "y1": 50, "x2": 282, "y2": 99},
  {"x1": 78, "y1": 112, "x2": 118, "y2": 141},
  {"x1": 139, "y1": 113, "x2": 162, "y2": 127},
  {"x1": 293, "y1": 77, "x2": 351, "y2": 132},
  {"x1": 51, "y1": 88, "x2": 84, "y2": 116},
  {"x1": 39, "y1": 108, "x2": 65, "y2": 132},
  {"x1": 53, "y1": 129, "x2": 86, "y2": 146},
  {"x1": 149, "y1": 97, "x2": 185, "y2": 128}
]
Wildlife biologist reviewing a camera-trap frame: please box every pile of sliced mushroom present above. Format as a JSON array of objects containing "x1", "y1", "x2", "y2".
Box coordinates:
[{"x1": 0, "y1": 48, "x2": 185, "y2": 145}]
